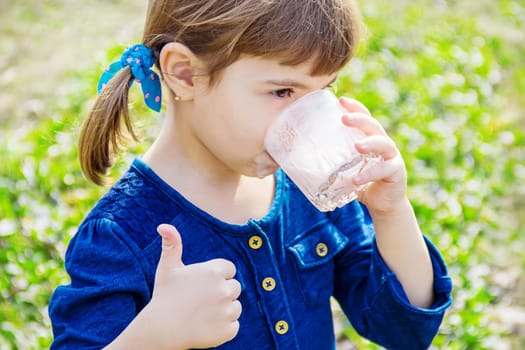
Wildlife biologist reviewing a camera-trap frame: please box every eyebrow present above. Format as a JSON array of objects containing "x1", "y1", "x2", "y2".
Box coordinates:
[{"x1": 262, "y1": 75, "x2": 338, "y2": 89}]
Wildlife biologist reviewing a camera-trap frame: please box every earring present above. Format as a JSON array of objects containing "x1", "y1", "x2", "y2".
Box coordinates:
[{"x1": 174, "y1": 95, "x2": 181, "y2": 101}]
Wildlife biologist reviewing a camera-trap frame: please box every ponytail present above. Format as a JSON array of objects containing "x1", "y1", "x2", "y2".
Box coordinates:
[
  {"x1": 79, "y1": 44, "x2": 162, "y2": 185},
  {"x1": 78, "y1": 67, "x2": 136, "y2": 185}
]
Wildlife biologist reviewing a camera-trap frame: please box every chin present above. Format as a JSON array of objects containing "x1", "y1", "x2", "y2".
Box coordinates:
[{"x1": 255, "y1": 165, "x2": 279, "y2": 178}]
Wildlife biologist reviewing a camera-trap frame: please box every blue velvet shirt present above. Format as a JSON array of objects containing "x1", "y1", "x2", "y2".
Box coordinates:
[{"x1": 49, "y1": 158, "x2": 452, "y2": 350}]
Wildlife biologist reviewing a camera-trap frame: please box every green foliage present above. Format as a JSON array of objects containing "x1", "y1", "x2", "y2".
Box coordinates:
[
  {"x1": 0, "y1": 69, "x2": 97, "y2": 349},
  {"x1": 0, "y1": 49, "x2": 152, "y2": 349},
  {"x1": 336, "y1": 0, "x2": 525, "y2": 349},
  {"x1": 1, "y1": 0, "x2": 524, "y2": 349}
]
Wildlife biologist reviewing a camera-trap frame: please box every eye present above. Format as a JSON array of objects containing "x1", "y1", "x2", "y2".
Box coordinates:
[{"x1": 271, "y1": 88, "x2": 294, "y2": 98}]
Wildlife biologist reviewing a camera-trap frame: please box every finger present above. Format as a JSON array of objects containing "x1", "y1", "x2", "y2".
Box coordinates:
[
  {"x1": 342, "y1": 113, "x2": 386, "y2": 136},
  {"x1": 339, "y1": 96, "x2": 371, "y2": 116},
  {"x1": 229, "y1": 300, "x2": 242, "y2": 321},
  {"x1": 224, "y1": 320, "x2": 240, "y2": 343},
  {"x1": 157, "y1": 224, "x2": 185, "y2": 269},
  {"x1": 355, "y1": 135, "x2": 398, "y2": 161},
  {"x1": 353, "y1": 156, "x2": 405, "y2": 186},
  {"x1": 226, "y1": 279, "x2": 242, "y2": 300},
  {"x1": 209, "y1": 258, "x2": 237, "y2": 280}
]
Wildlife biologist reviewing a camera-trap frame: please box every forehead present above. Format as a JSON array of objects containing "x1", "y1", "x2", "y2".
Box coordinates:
[{"x1": 223, "y1": 56, "x2": 337, "y2": 86}]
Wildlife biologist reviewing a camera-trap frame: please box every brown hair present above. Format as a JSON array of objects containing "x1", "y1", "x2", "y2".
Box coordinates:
[{"x1": 79, "y1": 0, "x2": 364, "y2": 185}]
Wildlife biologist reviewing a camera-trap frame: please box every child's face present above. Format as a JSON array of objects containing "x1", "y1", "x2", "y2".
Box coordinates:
[{"x1": 190, "y1": 56, "x2": 337, "y2": 178}]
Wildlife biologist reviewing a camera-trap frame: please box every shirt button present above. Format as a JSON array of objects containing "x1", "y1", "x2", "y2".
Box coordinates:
[
  {"x1": 262, "y1": 277, "x2": 276, "y2": 291},
  {"x1": 316, "y1": 242, "x2": 328, "y2": 257},
  {"x1": 275, "y1": 320, "x2": 289, "y2": 335},
  {"x1": 248, "y1": 235, "x2": 263, "y2": 250}
]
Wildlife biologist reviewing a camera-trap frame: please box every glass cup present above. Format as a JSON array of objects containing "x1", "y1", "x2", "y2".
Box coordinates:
[{"x1": 264, "y1": 89, "x2": 382, "y2": 211}]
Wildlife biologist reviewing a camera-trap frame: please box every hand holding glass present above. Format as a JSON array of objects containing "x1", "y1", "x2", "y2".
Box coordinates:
[{"x1": 265, "y1": 90, "x2": 382, "y2": 211}]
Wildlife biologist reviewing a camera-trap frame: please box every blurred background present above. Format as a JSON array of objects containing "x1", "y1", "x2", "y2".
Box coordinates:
[{"x1": 0, "y1": 0, "x2": 523, "y2": 349}]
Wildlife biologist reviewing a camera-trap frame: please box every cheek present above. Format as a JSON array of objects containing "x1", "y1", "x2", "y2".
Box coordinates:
[
  {"x1": 227, "y1": 101, "x2": 275, "y2": 147},
  {"x1": 199, "y1": 86, "x2": 281, "y2": 150}
]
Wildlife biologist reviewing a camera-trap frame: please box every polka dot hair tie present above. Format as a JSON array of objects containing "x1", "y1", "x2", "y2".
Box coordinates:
[{"x1": 97, "y1": 44, "x2": 162, "y2": 112}]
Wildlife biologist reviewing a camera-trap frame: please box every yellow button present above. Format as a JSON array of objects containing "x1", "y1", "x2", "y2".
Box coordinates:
[
  {"x1": 316, "y1": 243, "x2": 328, "y2": 257},
  {"x1": 275, "y1": 320, "x2": 289, "y2": 335},
  {"x1": 248, "y1": 235, "x2": 263, "y2": 250},
  {"x1": 262, "y1": 277, "x2": 276, "y2": 291}
]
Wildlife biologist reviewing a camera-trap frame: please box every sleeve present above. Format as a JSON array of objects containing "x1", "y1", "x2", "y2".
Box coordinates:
[
  {"x1": 48, "y1": 218, "x2": 153, "y2": 350},
  {"x1": 330, "y1": 201, "x2": 453, "y2": 350}
]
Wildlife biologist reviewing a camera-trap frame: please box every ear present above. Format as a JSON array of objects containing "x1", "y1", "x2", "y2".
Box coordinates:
[{"x1": 159, "y1": 42, "x2": 201, "y2": 101}]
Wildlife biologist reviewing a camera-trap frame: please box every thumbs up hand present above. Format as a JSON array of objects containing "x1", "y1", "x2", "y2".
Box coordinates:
[{"x1": 148, "y1": 224, "x2": 242, "y2": 349}]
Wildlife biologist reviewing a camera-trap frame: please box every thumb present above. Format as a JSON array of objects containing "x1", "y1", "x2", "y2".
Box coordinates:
[{"x1": 157, "y1": 224, "x2": 185, "y2": 269}]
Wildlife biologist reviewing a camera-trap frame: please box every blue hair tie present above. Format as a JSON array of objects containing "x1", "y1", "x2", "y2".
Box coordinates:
[{"x1": 97, "y1": 44, "x2": 162, "y2": 112}]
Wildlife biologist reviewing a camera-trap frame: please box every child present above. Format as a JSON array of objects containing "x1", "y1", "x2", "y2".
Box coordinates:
[{"x1": 49, "y1": 0, "x2": 453, "y2": 349}]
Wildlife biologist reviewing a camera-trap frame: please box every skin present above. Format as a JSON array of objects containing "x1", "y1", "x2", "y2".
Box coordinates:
[{"x1": 105, "y1": 43, "x2": 434, "y2": 350}]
